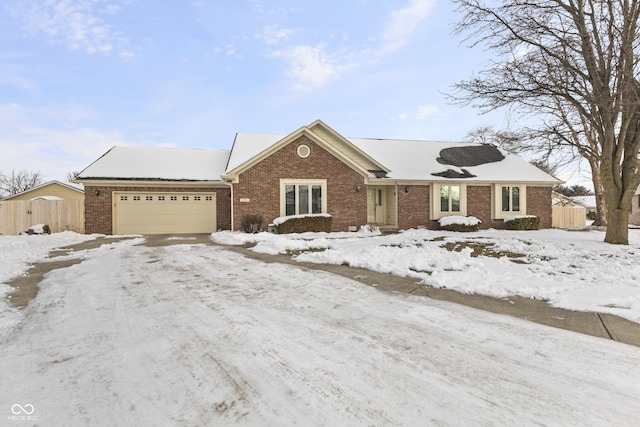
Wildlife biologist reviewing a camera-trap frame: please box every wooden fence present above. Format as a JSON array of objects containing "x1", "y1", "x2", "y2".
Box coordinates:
[
  {"x1": 552, "y1": 205, "x2": 586, "y2": 228},
  {"x1": 0, "y1": 200, "x2": 85, "y2": 235}
]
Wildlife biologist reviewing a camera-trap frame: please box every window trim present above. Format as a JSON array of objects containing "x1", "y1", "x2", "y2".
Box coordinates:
[
  {"x1": 280, "y1": 179, "x2": 328, "y2": 217},
  {"x1": 493, "y1": 184, "x2": 527, "y2": 219},
  {"x1": 431, "y1": 183, "x2": 467, "y2": 219}
]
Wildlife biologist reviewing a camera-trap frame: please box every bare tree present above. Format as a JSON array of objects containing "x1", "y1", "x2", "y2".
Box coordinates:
[
  {"x1": 0, "y1": 170, "x2": 44, "y2": 197},
  {"x1": 66, "y1": 171, "x2": 80, "y2": 182},
  {"x1": 450, "y1": 0, "x2": 640, "y2": 244}
]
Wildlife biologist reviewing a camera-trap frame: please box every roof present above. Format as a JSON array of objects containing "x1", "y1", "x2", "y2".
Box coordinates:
[
  {"x1": 228, "y1": 133, "x2": 559, "y2": 183},
  {"x1": 73, "y1": 122, "x2": 560, "y2": 185},
  {"x1": 2, "y1": 180, "x2": 84, "y2": 200},
  {"x1": 75, "y1": 146, "x2": 230, "y2": 181}
]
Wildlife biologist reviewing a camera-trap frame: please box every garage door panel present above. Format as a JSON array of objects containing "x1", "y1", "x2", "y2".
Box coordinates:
[{"x1": 114, "y1": 192, "x2": 216, "y2": 235}]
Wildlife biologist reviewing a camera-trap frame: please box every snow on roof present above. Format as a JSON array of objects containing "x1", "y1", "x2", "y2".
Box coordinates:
[
  {"x1": 570, "y1": 195, "x2": 597, "y2": 208},
  {"x1": 349, "y1": 138, "x2": 559, "y2": 182},
  {"x1": 76, "y1": 146, "x2": 231, "y2": 181},
  {"x1": 226, "y1": 133, "x2": 284, "y2": 173},
  {"x1": 228, "y1": 133, "x2": 559, "y2": 183}
]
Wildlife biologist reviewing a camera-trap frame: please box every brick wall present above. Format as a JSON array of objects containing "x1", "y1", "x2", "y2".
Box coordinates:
[
  {"x1": 233, "y1": 135, "x2": 367, "y2": 231},
  {"x1": 526, "y1": 186, "x2": 552, "y2": 229},
  {"x1": 83, "y1": 185, "x2": 231, "y2": 235},
  {"x1": 467, "y1": 185, "x2": 506, "y2": 229},
  {"x1": 397, "y1": 185, "x2": 431, "y2": 230}
]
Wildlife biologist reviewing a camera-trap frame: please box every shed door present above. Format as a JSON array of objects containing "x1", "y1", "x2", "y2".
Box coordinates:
[{"x1": 113, "y1": 192, "x2": 216, "y2": 235}]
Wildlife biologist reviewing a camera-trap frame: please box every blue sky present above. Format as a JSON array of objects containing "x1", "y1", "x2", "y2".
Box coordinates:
[{"x1": 1, "y1": 0, "x2": 519, "y2": 182}]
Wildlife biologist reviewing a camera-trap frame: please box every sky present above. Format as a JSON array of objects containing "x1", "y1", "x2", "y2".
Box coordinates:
[{"x1": 0, "y1": 0, "x2": 591, "y2": 185}]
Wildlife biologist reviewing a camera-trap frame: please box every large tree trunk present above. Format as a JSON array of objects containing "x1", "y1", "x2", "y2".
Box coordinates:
[{"x1": 604, "y1": 206, "x2": 629, "y2": 244}]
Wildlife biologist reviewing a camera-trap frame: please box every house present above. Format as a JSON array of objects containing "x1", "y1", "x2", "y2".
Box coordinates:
[
  {"x1": 2, "y1": 180, "x2": 84, "y2": 201},
  {"x1": 72, "y1": 120, "x2": 560, "y2": 235},
  {"x1": 631, "y1": 186, "x2": 640, "y2": 226}
]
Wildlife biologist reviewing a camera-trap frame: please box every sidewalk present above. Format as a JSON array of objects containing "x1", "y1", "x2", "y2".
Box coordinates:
[{"x1": 224, "y1": 242, "x2": 640, "y2": 348}]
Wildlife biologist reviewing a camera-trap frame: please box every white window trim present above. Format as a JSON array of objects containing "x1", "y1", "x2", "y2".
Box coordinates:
[
  {"x1": 431, "y1": 183, "x2": 467, "y2": 220},
  {"x1": 280, "y1": 179, "x2": 328, "y2": 217},
  {"x1": 493, "y1": 184, "x2": 527, "y2": 219}
]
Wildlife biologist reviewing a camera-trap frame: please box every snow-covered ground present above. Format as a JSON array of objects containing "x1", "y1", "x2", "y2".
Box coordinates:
[
  {"x1": 0, "y1": 229, "x2": 639, "y2": 426},
  {"x1": 214, "y1": 227, "x2": 640, "y2": 323}
]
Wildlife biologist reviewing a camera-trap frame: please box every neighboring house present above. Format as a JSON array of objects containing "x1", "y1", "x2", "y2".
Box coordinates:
[
  {"x1": 2, "y1": 180, "x2": 84, "y2": 201},
  {"x1": 73, "y1": 120, "x2": 560, "y2": 235},
  {"x1": 0, "y1": 180, "x2": 85, "y2": 235},
  {"x1": 630, "y1": 186, "x2": 640, "y2": 226}
]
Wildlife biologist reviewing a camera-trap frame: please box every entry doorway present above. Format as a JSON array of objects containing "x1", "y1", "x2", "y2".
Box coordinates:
[{"x1": 367, "y1": 186, "x2": 396, "y2": 227}]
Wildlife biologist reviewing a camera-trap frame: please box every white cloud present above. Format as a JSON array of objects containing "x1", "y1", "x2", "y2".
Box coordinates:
[
  {"x1": 398, "y1": 104, "x2": 445, "y2": 121},
  {"x1": 258, "y1": 25, "x2": 298, "y2": 45},
  {"x1": 272, "y1": 45, "x2": 345, "y2": 91},
  {"x1": 11, "y1": 0, "x2": 133, "y2": 58},
  {"x1": 381, "y1": 0, "x2": 437, "y2": 54},
  {"x1": 0, "y1": 103, "x2": 126, "y2": 180}
]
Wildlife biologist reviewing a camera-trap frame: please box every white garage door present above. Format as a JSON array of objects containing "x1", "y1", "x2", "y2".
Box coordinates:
[{"x1": 113, "y1": 192, "x2": 217, "y2": 235}]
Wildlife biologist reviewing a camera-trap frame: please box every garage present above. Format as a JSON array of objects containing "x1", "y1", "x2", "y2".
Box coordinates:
[{"x1": 113, "y1": 192, "x2": 217, "y2": 235}]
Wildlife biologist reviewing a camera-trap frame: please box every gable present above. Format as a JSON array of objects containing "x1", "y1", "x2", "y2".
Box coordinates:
[
  {"x1": 223, "y1": 120, "x2": 389, "y2": 182},
  {"x1": 3, "y1": 181, "x2": 84, "y2": 201}
]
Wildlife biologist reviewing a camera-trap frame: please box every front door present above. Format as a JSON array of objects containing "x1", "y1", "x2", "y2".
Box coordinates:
[{"x1": 367, "y1": 186, "x2": 386, "y2": 225}]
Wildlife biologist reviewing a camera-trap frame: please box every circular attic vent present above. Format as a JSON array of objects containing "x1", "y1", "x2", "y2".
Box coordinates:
[{"x1": 297, "y1": 144, "x2": 311, "y2": 158}]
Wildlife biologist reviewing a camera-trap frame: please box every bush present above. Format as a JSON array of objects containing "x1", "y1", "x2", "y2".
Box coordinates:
[
  {"x1": 240, "y1": 214, "x2": 264, "y2": 233},
  {"x1": 586, "y1": 211, "x2": 597, "y2": 221},
  {"x1": 438, "y1": 216, "x2": 481, "y2": 232},
  {"x1": 275, "y1": 215, "x2": 333, "y2": 234},
  {"x1": 440, "y1": 223, "x2": 480, "y2": 232},
  {"x1": 505, "y1": 216, "x2": 540, "y2": 230}
]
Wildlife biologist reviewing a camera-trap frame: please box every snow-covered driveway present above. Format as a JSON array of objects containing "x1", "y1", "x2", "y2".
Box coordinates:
[{"x1": 1, "y1": 237, "x2": 639, "y2": 426}]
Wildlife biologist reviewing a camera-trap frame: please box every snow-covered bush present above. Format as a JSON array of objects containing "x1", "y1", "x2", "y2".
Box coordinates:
[
  {"x1": 273, "y1": 214, "x2": 332, "y2": 234},
  {"x1": 505, "y1": 215, "x2": 539, "y2": 230},
  {"x1": 438, "y1": 216, "x2": 481, "y2": 232}
]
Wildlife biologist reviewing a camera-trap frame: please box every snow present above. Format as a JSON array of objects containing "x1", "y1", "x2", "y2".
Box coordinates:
[
  {"x1": 438, "y1": 215, "x2": 481, "y2": 226},
  {"x1": 75, "y1": 146, "x2": 230, "y2": 181},
  {"x1": 1, "y1": 229, "x2": 640, "y2": 425},
  {"x1": 227, "y1": 132, "x2": 559, "y2": 182},
  {"x1": 272, "y1": 213, "x2": 332, "y2": 226},
  {"x1": 214, "y1": 227, "x2": 640, "y2": 323}
]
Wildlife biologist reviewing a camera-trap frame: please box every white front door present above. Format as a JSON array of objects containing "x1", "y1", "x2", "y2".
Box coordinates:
[{"x1": 367, "y1": 187, "x2": 386, "y2": 224}]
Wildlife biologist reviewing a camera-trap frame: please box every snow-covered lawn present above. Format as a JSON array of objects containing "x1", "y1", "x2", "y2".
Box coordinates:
[
  {"x1": 214, "y1": 227, "x2": 640, "y2": 323},
  {"x1": 0, "y1": 229, "x2": 639, "y2": 425}
]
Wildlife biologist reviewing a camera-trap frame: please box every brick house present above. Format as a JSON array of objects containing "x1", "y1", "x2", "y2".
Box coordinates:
[{"x1": 73, "y1": 120, "x2": 559, "y2": 235}]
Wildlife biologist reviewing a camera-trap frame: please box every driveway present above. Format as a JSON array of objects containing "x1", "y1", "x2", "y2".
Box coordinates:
[{"x1": 1, "y1": 234, "x2": 639, "y2": 426}]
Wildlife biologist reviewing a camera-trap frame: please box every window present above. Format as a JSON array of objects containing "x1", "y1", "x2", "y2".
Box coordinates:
[
  {"x1": 205, "y1": 196, "x2": 213, "y2": 201},
  {"x1": 120, "y1": 195, "x2": 128, "y2": 201},
  {"x1": 501, "y1": 186, "x2": 521, "y2": 212},
  {"x1": 432, "y1": 184, "x2": 467, "y2": 219},
  {"x1": 133, "y1": 196, "x2": 141, "y2": 201},
  {"x1": 493, "y1": 184, "x2": 527, "y2": 219},
  {"x1": 146, "y1": 196, "x2": 153, "y2": 201},
  {"x1": 440, "y1": 185, "x2": 461, "y2": 212},
  {"x1": 182, "y1": 196, "x2": 189, "y2": 201},
  {"x1": 158, "y1": 196, "x2": 165, "y2": 201},
  {"x1": 281, "y1": 180, "x2": 327, "y2": 216},
  {"x1": 170, "y1": 196, "x2": 177, "y2": 201},
  {"x1": 194, "y1": 196, "x2": 201, "y2": 201}
]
